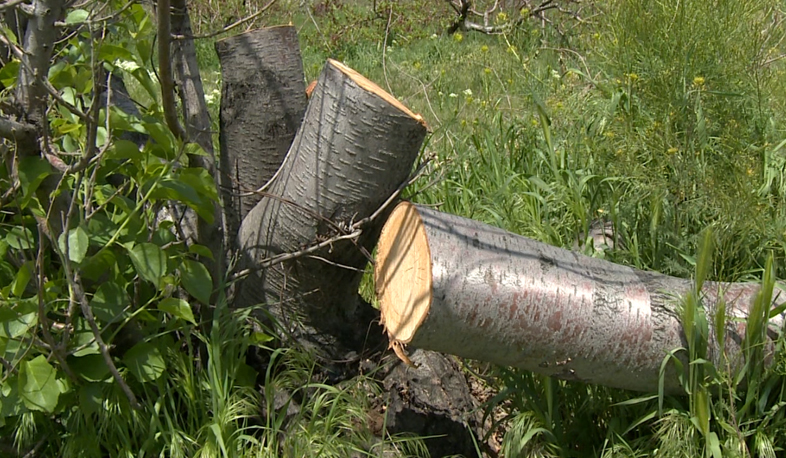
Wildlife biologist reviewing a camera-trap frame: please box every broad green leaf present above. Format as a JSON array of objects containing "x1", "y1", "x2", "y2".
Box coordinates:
[
  {"x1": 188, "y1": 244, "x2": 215, "y2": 260},
  {"x1": 0, "y1": 307, "x2": 37, "y2": 339},
  {"x1": 64, "y1": 9, "x2": 89, "y2": 25},
  {"x1": 17, "y1": 156, "x2": 52, "y2": 208},
  {"x1": 5, "y1": 226, "x2": 35, "y2": 250},
  {"x1": 70, "y1": 330, "x2": 100, "y2": 357},
  {"x1": 11, "y1": 261, "x2": 33, "y2": 297},
  {"x1": 181, "y1": 260, "x2": 212, "y2": 305},
  {"x1": 80, "y1": 249, "x2": 117, "y2": 283},
  {"x1": 90, "y1": 281, "x2": 129, "y2": 323},
  {"x1": 0, "y1": 376, "x2": 26, "y2": 418},
  {"x1": 58, "y1": 226, "x2": 89, "y2": 263},
  {"x1": 158, "y1": 298, "x2": 196, "y2": 324},
  {"x1": 19, "y1": 356, "x2": 60, "y2": 412},
  {"x1": 128, "y1": 243, "x2": 167, "y2": 286},
  {"x1": 123, "y1": 342, "x2": 165, "y2": 383},
  {"x1": 78, "y1": 383, "x2": 103, "y2": 416},
  {"x1": 109, "y1": 139, "x2": 143, "y2": 161},
  {"x1": 250, "y1": 331, "x2": 274, "y2": 347},
  {"x1": 69, "y1": 354, "x2": 110, "y2": 382},
  {"x1": 0, "y1": 59, "x2": 19, "y2": 87}
]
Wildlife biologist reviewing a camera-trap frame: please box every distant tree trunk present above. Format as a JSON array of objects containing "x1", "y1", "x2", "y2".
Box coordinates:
[
  {"x1": 375, "y1": 202, "x2": 786, "y2": 394},
  {"x1": 216, "y1": 27, "x2": 307, "y2": 244}
]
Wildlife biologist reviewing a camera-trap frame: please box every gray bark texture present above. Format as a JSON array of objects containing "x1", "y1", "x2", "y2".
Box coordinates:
[
  {"x1": 376, "y1": 202, "x2": 786, "y2": 394},
  {"x1": 234, "y1": 59, "x2": 426, "y2": 352},
  {"x1": 216, "y1": 26, "x2": 307, "y2": 244}
]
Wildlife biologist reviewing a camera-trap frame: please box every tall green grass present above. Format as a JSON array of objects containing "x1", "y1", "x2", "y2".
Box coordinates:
[{"x1": 176, "y1": 0, "x2": 786, "y2": 456}]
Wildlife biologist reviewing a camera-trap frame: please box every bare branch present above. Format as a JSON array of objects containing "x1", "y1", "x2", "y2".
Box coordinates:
[
  {"x1": 0, "y1": 0, "x2": 28, "y2": 12},
  {"x1": 157, "y1": 0, "x2": 187, "y2": 140},
  {"x1": 0, "y1": 114, "x2": 35, "y2": 141}
]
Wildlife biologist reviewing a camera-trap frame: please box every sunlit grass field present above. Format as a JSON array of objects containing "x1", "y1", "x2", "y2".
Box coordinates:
[
  {"x1": 185, "y1": 0, "x2": 786, "y2": 455},
  {"x1": 25, "y1": 0, "x2": 782, "y2": 456}
]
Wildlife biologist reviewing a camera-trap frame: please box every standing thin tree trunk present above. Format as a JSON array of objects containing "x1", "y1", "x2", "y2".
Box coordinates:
[{"x1": 376, "y1": 202, "x2": 786, "y2": 394}]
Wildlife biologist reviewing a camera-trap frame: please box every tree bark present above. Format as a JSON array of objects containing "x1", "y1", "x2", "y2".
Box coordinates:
[
  {"x1": 234, "y1": 58, "x2": 426, "y2": 352},
  {"x1": 376, "y1": 202, "x2": 786, "y2": 394},
  {"x1": 171, "y1": 0, "x2": 225, "y2": 284},
  {"x1": 216, "y1": 26, "x2": 307, "y2": 244}
]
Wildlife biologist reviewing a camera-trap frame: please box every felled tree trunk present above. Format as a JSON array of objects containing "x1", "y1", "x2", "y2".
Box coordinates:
[
  {"x1": 376, "y1": 202, "x2": 786, "y2": 394},
  {"x1": 216, "y1": 26, "x2": 307, "y2": 243}
]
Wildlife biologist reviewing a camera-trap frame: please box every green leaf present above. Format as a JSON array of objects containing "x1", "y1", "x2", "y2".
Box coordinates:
[
  {"x1": 90, "y1": 281, "x2": 129, "y2": 323},
  {"x1": 69, "y1": 354, "x2": 110, "y2": 382},
  {"x1": 158, "y1": 298, "x2": 196, "y2": 324},
  {"x1": 19, "y1": 355, "x2": 60, "y2": 412},
  {"x1": 0, "y1": 307, "x2": 37, "y2": 339},
  {"x1": 188, "y1": 244, "x2": 215, "y2": 260},
  {"x1": 10, "y1": 261, "x2": 33, "y2": 297},
  {"x1": 17, "y1": 156, "x2": 52, "y2": 208},
  {"x1": 128, "y1": 242, "x2": 167, "y2": 286},
  {"x1": 109, "y1": 139, "x2": 143, "y2": 161},
  {"x1": 78, "y1": 383, "x2": 103, "y2": 416},
  {"x1": 58, "y1": 226, "x2": 90, "y2": 263},
  {"x1": 5, "y1": 226, "x2": 34, "y2": 250},
  {"x1": 0, "y1": 59, "x2": 19, "y2": 88},
  {"x1": 181, "y1": 260, "x2": 212, "y2": 305},
  {"x1": 64, "y1": 9, "x2": 90, "y2": 25},
  {"x1": 123, "y1": 342, "x2": 165, "y2": 383}
]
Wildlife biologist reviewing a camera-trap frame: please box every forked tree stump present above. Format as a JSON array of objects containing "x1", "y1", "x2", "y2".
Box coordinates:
[
  {"x1": 375, "y1": 202, "x2": 786, "y2": 394},
  {"x1": 235, "y1": 59, "x2": 427, "y2": 351}
]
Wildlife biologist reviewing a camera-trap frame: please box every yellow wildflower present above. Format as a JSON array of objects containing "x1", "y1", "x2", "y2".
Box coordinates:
[
  {"x1": 453, "y1": 33, "x2": 463, "y2": 43},
  {"x1": 693, "y1": 76, "x2": 705, "y2": 87}
]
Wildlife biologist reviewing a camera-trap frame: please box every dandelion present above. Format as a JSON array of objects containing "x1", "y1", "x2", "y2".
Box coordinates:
[
  {"x1": 693, "y1": 76, "x2": 705, "y2": 87},
  {"x1": 484, "y1": 67, "x2": 492, "y2": 75},
  {"x1": 520, "y1": 8, "x2": 530, "y2": 16},
  {"x1": 667, "y1": 147, "x2": 678, "y2": 154},
  {"x1": 481, "y1": 45, "x2": 489, "y2": 53},
  {"x1": 453, "y1": 32, "x2": 463, "y2": 43},
  {"x1": 627, "y1": 72, "x2": 639, "y2": 82}
]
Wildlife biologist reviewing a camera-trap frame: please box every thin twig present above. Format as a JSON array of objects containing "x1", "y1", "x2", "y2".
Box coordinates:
[{"x1": 230, "y1": 231, "x2": 362, "y2": 282}]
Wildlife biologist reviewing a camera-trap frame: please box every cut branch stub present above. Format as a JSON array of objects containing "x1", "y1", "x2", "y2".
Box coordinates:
[
  {"x1": 235, "y1": 59, "x2": 427, "y2": 353},
  {"x1": 376, "y1": 202, "x2": 786, "y2": 394},
  {"x1": 216, "y1": 26, "x2": 307, "y2": 243}
]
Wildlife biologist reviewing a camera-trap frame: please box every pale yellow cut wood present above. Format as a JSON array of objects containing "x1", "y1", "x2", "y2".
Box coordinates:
[
  {"x1": 328, "y1": 59, "x2": 426, "y2": 127},
  {"x1": 375, "y1": 201, "x2": 432, "y2": 344}
]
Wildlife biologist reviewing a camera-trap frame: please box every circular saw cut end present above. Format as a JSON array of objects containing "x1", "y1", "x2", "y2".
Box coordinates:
[{"x1": 375, "y1": 201, "x2": 432, "y2": 344}]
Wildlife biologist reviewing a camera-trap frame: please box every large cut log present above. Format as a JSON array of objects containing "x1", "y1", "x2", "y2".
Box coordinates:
[
  {"x1": 375, "y1": 202, "x2": 786, "y2": 394},
  {"x1": 216, "y1": 26, "x2": 307, "y2": 243}
]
